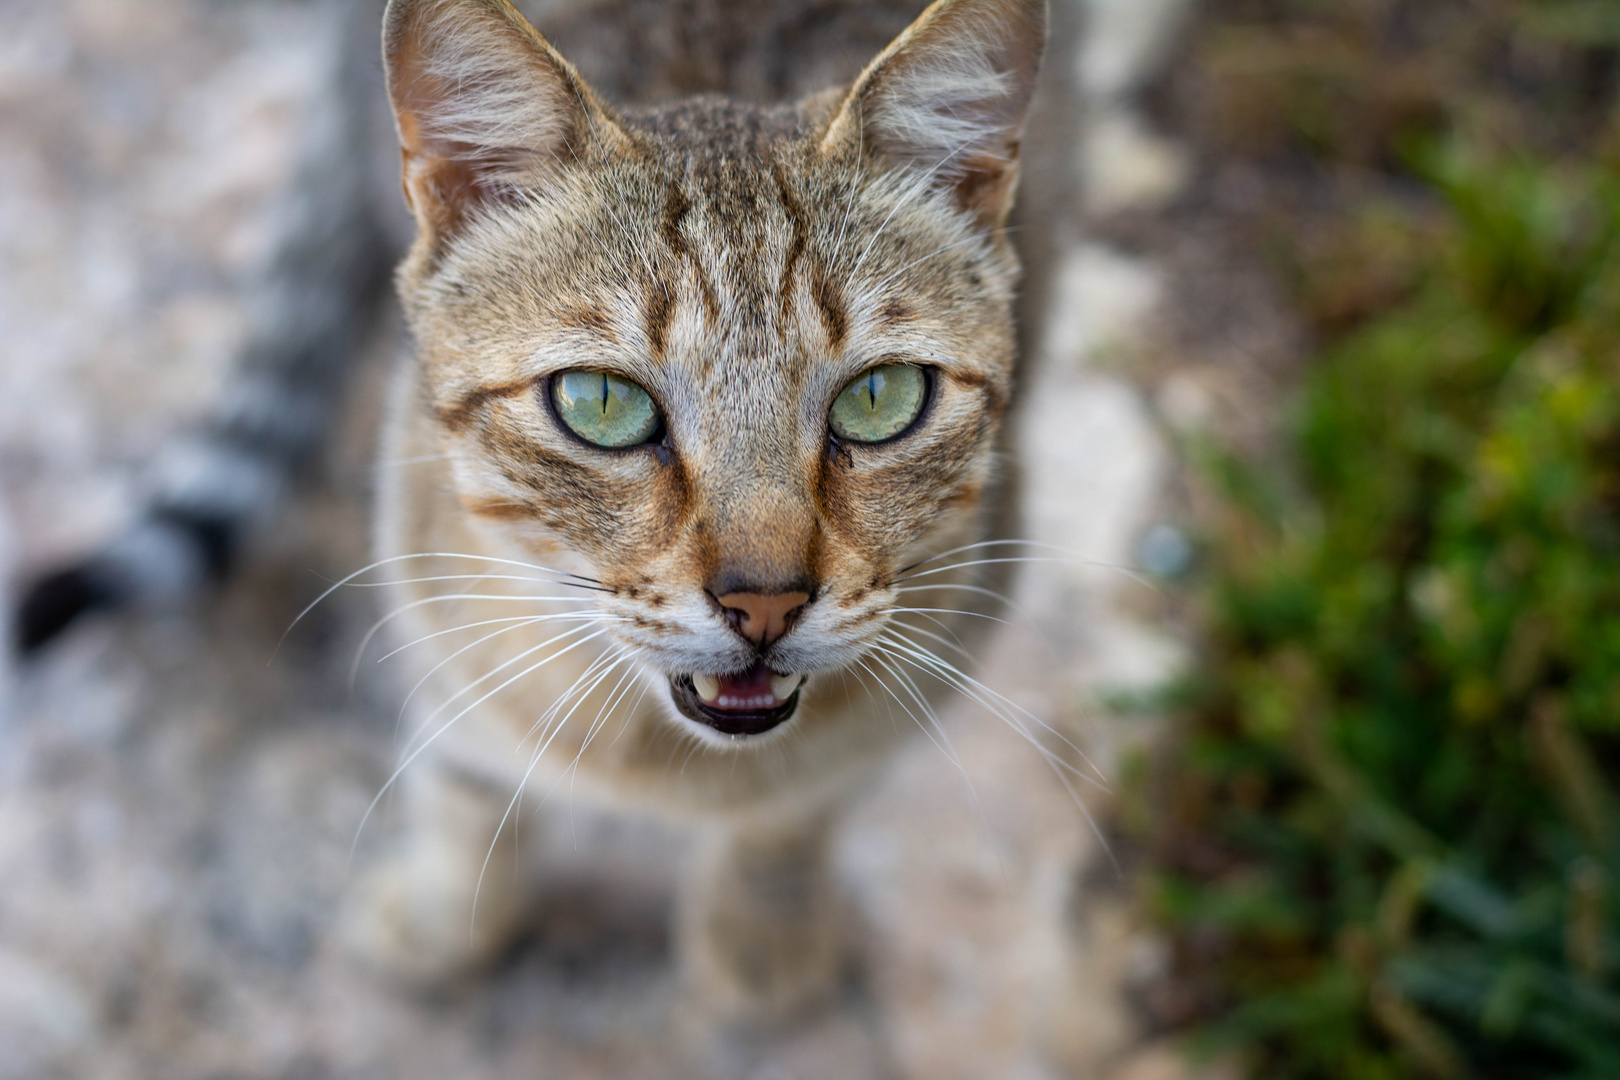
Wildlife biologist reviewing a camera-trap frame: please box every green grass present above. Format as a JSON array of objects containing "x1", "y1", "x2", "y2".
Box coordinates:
[{"x1": 1135, "y1": 4, "x2": 1620, "y2": 1078}]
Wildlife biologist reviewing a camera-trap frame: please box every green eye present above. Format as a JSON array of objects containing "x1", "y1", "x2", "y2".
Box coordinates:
[
  {"x1": 551, "y1": 370, "x2": 660, "y2": 448},
  {"x1": 828, "y1": 363, "x2": 928, "y2": 443}
]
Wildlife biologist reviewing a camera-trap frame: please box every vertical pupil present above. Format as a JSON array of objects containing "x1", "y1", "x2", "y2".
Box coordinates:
[
  {"x1": 599, "y1": 373, "x2": 610, "y2": 415},
  {"x1": 865, "y1": 372, "x2": 878, "y2": 411}
]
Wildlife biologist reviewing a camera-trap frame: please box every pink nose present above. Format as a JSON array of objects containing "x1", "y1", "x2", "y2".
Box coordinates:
[{"x1": 715, "y1": 591, "x2": 810, "y2": 646}]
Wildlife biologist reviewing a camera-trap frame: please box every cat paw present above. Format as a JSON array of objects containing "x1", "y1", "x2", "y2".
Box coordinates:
[{"x1": 338, "y1": 849, "x2": 526, "y2": 989}]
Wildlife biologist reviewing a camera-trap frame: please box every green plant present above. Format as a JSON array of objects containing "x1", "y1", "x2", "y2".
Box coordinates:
[{"x1": 1141, "y1": 66, "x2": 1620, "y2": 1080}]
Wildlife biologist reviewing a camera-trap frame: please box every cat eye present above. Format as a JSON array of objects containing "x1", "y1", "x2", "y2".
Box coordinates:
[
  {"x1": 828, "y1": 363, "x2": 928, "y2": 444},
  {"x1": 551, "y1": 370, "x2": 661, "y2": 448}
]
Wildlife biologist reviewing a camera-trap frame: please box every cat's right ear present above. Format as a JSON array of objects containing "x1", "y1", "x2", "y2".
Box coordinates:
[
  {"x1": 822, "y1": 0, "x2": 1047, "y2": 230},
  {"x1": 383, "y1": 0, "x2": 624, "y2": 244}
]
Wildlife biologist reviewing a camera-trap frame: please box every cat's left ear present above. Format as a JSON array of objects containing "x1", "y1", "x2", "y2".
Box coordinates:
[{"x1": 824, "y1": 0, "x2": 1047, "y2": 229}]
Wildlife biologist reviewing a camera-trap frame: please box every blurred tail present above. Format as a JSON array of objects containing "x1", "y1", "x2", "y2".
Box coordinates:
[{"x1": 14, "y1": 1, "x2": 398, "y2": 654}]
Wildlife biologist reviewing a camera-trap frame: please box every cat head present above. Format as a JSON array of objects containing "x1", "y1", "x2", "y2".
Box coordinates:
[{"x1": 382, "y1": 0, "x2": 1045, "y2": 744}]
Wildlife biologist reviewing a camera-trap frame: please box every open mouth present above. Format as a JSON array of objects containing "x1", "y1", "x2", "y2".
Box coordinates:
[{"x1": 669, "y1": 660, "x2": 805, "y2": 737}]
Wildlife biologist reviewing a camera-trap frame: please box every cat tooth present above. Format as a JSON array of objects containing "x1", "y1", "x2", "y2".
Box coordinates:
[
  {"x1": 692, "y1": 673, "x2": 721, "y2": 702},
  {"x1": 770, "y1": 673, "x2": 803, "y2": 700}
]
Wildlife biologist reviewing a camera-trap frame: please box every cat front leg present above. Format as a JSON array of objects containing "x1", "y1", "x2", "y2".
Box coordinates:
[
  {"x1": 676, "y1": 810, "x2": 844, "y2": 1030},
  {"x1": 340, "y1": 759, "x2": 531, "y2": 988}
]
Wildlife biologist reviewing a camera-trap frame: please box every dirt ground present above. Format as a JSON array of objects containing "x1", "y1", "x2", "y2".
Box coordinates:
[{"x1": 0, "y1": 1, "x2": 1282, "y2": 1077}]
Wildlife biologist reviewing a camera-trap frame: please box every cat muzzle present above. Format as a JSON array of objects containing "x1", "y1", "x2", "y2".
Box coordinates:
[{"x1": 669, "y1": 660, "x2": 805, "y2": 737}]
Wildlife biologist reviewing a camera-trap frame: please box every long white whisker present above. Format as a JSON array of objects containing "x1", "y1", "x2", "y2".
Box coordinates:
[
  {"x1": 899, "y1": 538, "x2": 1118, "y2": 575},
  {"x1": 561, "y1": 660, "x2": 646, "y2": 842},
  {"x1": 473, "y1": 649, "x2": 633, "y2": 931},
  {"x1": 894, "y1": 580, "x2": 1013, "y2": 600},
  {"x1": 900, "y1": 559, "x2": 1158, "y2": 596},
  {"x1": 514, "y1": 647, "x2": 632, "y2": 824},
  {"x1": 341, "y1": 573, "x2": 600, "y2": 590},
  {"x1": 876, "y1": 633, "x2": 1108, "y2": 789},
  {"x1": 347, "y1": 628, "x2": 612, "y2": 869},
  {"x1": 867, "y1": 652, "x2": 966, "y2": 775},
  {"x1": 889, "y1": 605, "x2": 1021, "y2": 632},
  {"x1": 389, "y1": 613, "x2": 606, "y2": 742},
  {"x1": 518, "y1": 644, "x2": 627, "y2": 748},
  {"x1": 400, "y1": 624, "x2": 611, "y2": 759},
  {"x1": 891, "y1": 581, "x2": 1040, "y2": 627},
  {"x1": 374, "y1": 612, "x2": 598, "y2": 665},
  {"x1": 354, "y1": 604, "x2": 597, "y2": 691},
  {"x1": 853, "y1": 655, "x2": 952, "y2": 764},
  {"x1": 869, "y1": 638, "x2": 1119, "y2": 872},
  {"x1": 865, "y1": 649, "x2": 1009, "y2": 879},
  {"x1": 888, "y1": 617, "x2": 975, "y2": 664},
  {"x1": 346, "y1": 591, "x2": 603, "y2": 683},
  {"x1": 281, "y1": 551, "x2": 607, "y2": 654}
]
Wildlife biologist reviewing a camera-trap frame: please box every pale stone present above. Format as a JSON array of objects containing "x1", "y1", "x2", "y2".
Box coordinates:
[
  {"x1": 1083, "y1": 108, "x2": 1192, "y2": 214},
  {"x1": 1080, "y1": 0, "x2": 1197, "y2": 100},
  {"x1": 1041, "y1": 245, "x2": 1166, "y2": 372}
]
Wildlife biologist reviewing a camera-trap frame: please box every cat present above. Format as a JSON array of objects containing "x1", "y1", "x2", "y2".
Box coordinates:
[
  {"x1": 15, "y1": 0, "x2": 1052, "y2": 1039},
  {"x1": 357, "y1": 0, "x2": 1047, "y2": 1028}
]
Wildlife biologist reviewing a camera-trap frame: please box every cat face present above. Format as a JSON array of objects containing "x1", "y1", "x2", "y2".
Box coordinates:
[{"x1": 384, "y1": 0, "x2": 1044, "y2": 744}]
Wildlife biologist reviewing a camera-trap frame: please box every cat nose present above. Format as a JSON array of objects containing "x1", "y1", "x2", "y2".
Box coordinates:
[{"x1": 714, "y1": 589, "x2": 811, "y2": 647}]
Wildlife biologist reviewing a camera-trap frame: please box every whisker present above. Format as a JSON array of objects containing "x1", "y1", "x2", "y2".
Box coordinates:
[
  {"x1": 561, "y1": 660, "x2": 646, "y2": 839},
  {"x1": 474, "y1": 648, "x2": 633, "y2": 935},
  {"x1": 865, "y1": 650, "x2": 1008, "y2": 879},
  {"x1": 853, "y1": 655, "x2": 952, "y2": 763},
  {"x1": 512, "y1": 648, "x2": 632, "y2": 832},
  {"x1": 894, "y1": 580, "x2": 1012, "y2": 600},
  {"x1": 896, "y1": 539, "x2": 1161, "y2": 592},
  {"x1": 340, "y1": 573, "x2": 600, "y2": 590},
  {"x1": 401, "y1": 621, "x2": 613, "y2": 753},
  {"x1": 347, "y1": 627, "x2": 612, "y2": 869},
  {"x1": 887, "y1": 617, "x2": 975, "y2": 664},
  {"x1": 892, "y1": 581, "x2": 1036, "y2": 625},
  {"x1": 898, "y1": 538, "x2": 1113, "y2": 575},
  {"x1": 875, "y1": 633, "x2": 1108, "y2": 790},
  {"x1": 378, "y1": 452, "x2": 455, "y2": 468},
  {"x1": 355, "y1": 607, "x2": 597, "y2": 693},
  {"x1": 350, "y1": 594, "x2": 603, "y2": 702},
  {"x1": 896, "y1": 557, "x2": 1156, "y2": 593},
  {"x1": 605, "y1": 669, "x2": 656, "y2": 752},
  {"x1": 278, "y1": 550, "x2": 607, "y2": 662},
  {"x1": 374, "y1": 612, "x2": 597, "y2": 665},
  {"x1": 388, "y1": 614, "x2": 605, "y2": 742},
  {"x1": 865, "y1": 652, "x2": 965, "y2": 774},
  {"x1": 379, "y1": 614, "x2": 555, "y2": 734},
  {"x1": 888, "y1": 605, "x2": 1021, "y2": 632},
  {"x1": 869, "y1": 638, "x2": 1120, "y2": 873},
  {"x1": 518, "y1": 644, "x2": 628, "y2": 748}
]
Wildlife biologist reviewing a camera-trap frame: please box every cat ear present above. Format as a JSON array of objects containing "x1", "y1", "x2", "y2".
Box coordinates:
[
  {"x1": 383, "y1": 0, "x2": 623, "y2": 242},
  {"x1": 824, "y1": 0, "x2": 1047, "y2": 228}
]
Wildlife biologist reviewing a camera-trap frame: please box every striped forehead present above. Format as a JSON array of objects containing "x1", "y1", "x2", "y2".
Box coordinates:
[{"x1": 648, "y1": 163, "x2": 829, "y2": 368}]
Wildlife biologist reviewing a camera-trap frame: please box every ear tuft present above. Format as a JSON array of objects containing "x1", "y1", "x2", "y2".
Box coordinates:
[
  {"x1": 829, "y1": 0, "x2": 1047, "y2": 227},
  {"x1": 383, "y1": 0, "x2": 612, "y2": 242}
]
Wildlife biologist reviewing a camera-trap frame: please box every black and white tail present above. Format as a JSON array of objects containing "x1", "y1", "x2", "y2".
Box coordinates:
[{"x1": 13, "y1": 1, "x2": 399, "y2": 653}]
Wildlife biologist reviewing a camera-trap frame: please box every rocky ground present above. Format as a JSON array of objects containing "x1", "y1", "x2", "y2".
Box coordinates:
[{"x1": 0, "y1": 1, "x2": 1285, "y2": 1077}]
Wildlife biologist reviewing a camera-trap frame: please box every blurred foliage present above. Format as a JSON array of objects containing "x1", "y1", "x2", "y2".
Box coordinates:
[{"x1": 1134, "y1": 2, "x2": 1620, "y2": 1078}]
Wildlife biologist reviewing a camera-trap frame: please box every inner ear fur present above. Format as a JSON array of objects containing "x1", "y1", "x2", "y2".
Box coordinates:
[
  {"x1": 383, "y1": 0, "x2": 626, "y2": 243},
  {"x1": 822, "y1": 0, "x2": 1047, "y2": 228}
]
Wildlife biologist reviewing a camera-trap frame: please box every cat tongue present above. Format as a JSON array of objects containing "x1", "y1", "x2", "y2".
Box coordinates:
[{"x1": 714, "y1": 661, "x2": 778, "y2": 710}]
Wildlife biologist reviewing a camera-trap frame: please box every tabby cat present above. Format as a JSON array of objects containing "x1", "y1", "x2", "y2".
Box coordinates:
[
  {"x1": 353, "y1": 0, "x2": 1048, "y2": 1026},
  {"x1": 18, "y1": 0, "x2": 1051, "y2": 1037}
]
